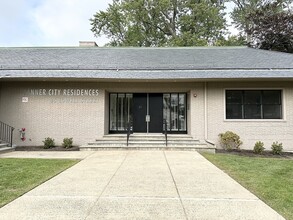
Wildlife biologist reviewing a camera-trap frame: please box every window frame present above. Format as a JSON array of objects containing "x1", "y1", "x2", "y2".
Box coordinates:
[
  {"x1": 109, "y1": 93, "x2": 133, "y2": 133},
  {"x1": 163, "y1": 93, "x2": 187, "y2": 133},
  {"x1": 224, "y1": 88, "x2": 285, "y2": 121}
]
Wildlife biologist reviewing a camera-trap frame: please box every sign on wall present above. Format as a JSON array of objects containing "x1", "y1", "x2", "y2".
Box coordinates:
[
  {"x1": 27, "y1": 88, "x2": 99, "y2": 104},
  {"x1": 22, "y1": 97, "x2": 29, "y2": 103},
  {"x1": 30, "y1": 89, "x2": 99, "y2": 96}
]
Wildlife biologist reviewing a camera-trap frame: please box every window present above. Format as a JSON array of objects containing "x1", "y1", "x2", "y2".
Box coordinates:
[
  {"x1": 163, "y1": 93, "x2": 187, "y2": 132},
  {"x1": 226, "y1": 90, "x2": 282, "y2": 119},
  {"x1": 110, "y1": 93, "x2": 133, "y2": 132}
]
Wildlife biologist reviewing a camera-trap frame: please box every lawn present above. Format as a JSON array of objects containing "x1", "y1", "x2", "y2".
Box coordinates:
[
  {"x1": 0, "y1": 158, "x2": 79, "y2": 207},
  {"x1": 202, "y1": 153, "x2": 293, "y2": 220}
]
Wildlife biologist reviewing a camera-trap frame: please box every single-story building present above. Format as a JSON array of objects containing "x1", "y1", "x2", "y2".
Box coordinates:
[{"x1": 0, "y1": 44, "x2": 293, "y2": 151}]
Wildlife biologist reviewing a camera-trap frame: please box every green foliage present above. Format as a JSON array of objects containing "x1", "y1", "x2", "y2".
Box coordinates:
[
  {"x1": 218, "y1": 131, "x2": 243, "y2": 150},
  {"x1": 230, "y1": 0, "x2": 293, "y2": 53},
  {"x1": 62, "y1": 138, "x2": 73, "y2": 149},
  {"x1": 230, "y1": 0, "x2": 289, "y2": 31},
  {"x1": 202, "y1": 153, "x2": 293, "y2": 220},
  {"x1": 253, "y1": 141, "x2": 265, "y2": 154},
  {"x1": 271, "y1": 141, "x2": 283, "y2": 155},
  {"x1": 230, "y1": 0, "x2": 267, "y2": 32},
  {"x1": 246, "y1": 3, "x2": 293, "y2": 53},
  {"x1": 43, "y1": 137, "x2": 55, "y2": 149},
  {"x1": 214, "y1": 34, "x2": 247, "y2": 46},
  {"x1": 90, "y1": 0, "x2": 227, "y2": 46},
  {"x1": 0, "y1": 158, "x2": 78, "y2": 208}
]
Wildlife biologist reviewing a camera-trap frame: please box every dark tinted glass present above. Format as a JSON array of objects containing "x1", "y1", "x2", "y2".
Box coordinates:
[
  {"x1": 178, "y1": 94, "x2": 186, "y2": 131},
  {"x1": 262, "y1": 91, "x2": 281, "y2": 104},
  {"x1": 244, "y1": 104, "x2": 261, "y2": 119},
  {"x1": 263, "y1": 105, "x2": 281, "y2": 119},
  {"x1": 226, "y1": 91, "x2": 242, "y2": 104},
  {"x1": 226, "y1": 90, "x2": 282, "y2": 120},
  {"x1": 226, "y1": 104, "x2": 242, "y2": 119},
  {"x1": 244, "y1": 91, "x2": 261, "y2": 104}
]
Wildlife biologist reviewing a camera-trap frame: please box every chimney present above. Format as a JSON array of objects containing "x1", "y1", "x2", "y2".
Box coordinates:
[{"x1": 79, "y1": 41, "x2": 98, "y2": 47}]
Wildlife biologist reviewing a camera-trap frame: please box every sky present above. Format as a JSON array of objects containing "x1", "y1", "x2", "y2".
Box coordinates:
[{"x1": 0, "y1": 0, "x2": 237, "y2": 47}]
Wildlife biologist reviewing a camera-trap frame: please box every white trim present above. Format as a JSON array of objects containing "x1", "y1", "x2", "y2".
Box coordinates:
[
  {"x1": 147, "y1": 93, "x2": 149, "y2": 133},
  {"x1": 204, "y1": 82, "x2": 208, "y2": 140},
  {"x1": 223, "y1": 119, "x2": 286, "y2": 122},
  {"x1": 283, "y1": 89, "x2": 287, "y2": 121},
  {"x1": 223, "y1": 88, "x2": 286, "y2": 121}
]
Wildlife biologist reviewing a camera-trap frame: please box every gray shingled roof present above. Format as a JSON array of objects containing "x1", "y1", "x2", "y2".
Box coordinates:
[
  {"x1": 1, "y1": 69, "x2": 293, "y2": 80},
  {"x1": 1, "y1": 47, "x2": 293, "y2": 80}
]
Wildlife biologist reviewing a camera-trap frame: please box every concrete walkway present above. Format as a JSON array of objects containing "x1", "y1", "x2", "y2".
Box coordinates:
[
  {"x1": 0, "y1": 150, "x2": 94, "y2": 159},
  {"x1": 0, "y1": 151, "x2": 284, "y2": 220}
]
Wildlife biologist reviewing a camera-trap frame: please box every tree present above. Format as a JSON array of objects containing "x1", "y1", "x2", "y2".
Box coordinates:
[
  {"x1": 90, "y1": 0, "x2": 227, "y2": 47},
  {"x1": 230, "y1": 0, "x2": 293, "y2": 53},
  {"x1": 214, "y1": 34, "x2": 247, "y2": 46},
  {"x1": 245, "y1": 2, "x2": 293, "y2": 53},
  {"x1": 230, "y1": 0, "x2": 264, "y2": 32},
  {"x1": 230, "y1": 0, "x2": 292, "y2": 31}
]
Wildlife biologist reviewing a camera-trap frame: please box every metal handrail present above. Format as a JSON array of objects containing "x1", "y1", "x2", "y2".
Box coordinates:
[
  {"x1": 0, "y1": 121, "x2": 14, "y2": 147},
  {"x1": 126, "y1": 120, "x2": 132, "y2": 146},
  {"x1": 163, "y1": 120, "x2": 168, "y2": 146}
]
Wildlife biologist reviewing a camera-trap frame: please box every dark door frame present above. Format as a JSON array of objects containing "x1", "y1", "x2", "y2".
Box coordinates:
[
  {"x1": 132, "y1": 93, "x2": 163, "y2": 133},
  {"x1": 148, "y1": 93, "x2": 163, "y2": 133},
  {"x1": 132, "y1": 93, "x2": 147, "y2": 132},
  {"x1": 108, "y1": 92, "x2": 187, "y2": 134}
]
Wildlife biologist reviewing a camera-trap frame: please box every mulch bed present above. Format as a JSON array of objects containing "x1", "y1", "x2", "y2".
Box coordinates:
[
  {"x1": 13, "y1": 146, "x2": 293, "y2": 158},
  {"x1": 15, "y1": 146, "x2": 80, "y2": 151},
  {"x1": 216, "y1": 149, "x2": 293, "y2": 159}
]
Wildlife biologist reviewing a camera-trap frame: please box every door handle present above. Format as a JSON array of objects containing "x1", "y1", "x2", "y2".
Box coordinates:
[{"x1": 146, "y1": 115, "x2": 150, "y2": 122}]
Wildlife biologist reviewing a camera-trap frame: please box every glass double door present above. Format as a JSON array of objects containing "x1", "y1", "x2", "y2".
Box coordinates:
[
  {"x1": 132, "y1": 93, "x2": 163, "y2": 133},
  {"x1": 109, "y1": 93, "x2": 186, "y2": 133}
]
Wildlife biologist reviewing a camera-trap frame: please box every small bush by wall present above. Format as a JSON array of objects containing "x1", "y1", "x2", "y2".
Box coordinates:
[
  {"x1": 218, "y1": 131, "x2": 243, "y2": 150},
  {"x1": 271, "y1": 142, "x2": 283, "y2": 155},
  {"x1": 43, "y1": 137, "x2": 55, "y2": 149},
  {"x1": 62, "y1": 138, "x2": 73, "y2": 148},
  {"x1": 253, "y1": 141, "x2": 265, "y2": 154}
]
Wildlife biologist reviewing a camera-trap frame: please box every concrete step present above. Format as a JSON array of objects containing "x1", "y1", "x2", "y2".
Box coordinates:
[
  {"x1": 88, "y1": 140, "x2": 202, "y2": 146},
  {"x1": 80, "y1": 145, "x2": 215, "y2": 153},
  {"x1": 81, "y1": 134, "x2": 215, "y2": 152},
  {"x1": 102, "y1": 134, "x2": 194, "y2": 140},
  {"x1": 0, "y1": 143, "x2": 9, "y2": 147},
  {"x1": 99, "y1": 137, "x2": 194, "y2": 141},
  {"x1": 0, "y1": 144, "x2": 15, "y2": 154},
  {"x1": 99, "y1": 135, "x2": 194, "y2": 142}
]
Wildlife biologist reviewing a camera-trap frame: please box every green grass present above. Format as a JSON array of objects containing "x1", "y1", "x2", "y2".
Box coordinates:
[
  {"x1": 0, "y1": 158, "x2": 79, "y2": 207},
  {"x1": 202, "y1": 153, "x2": 293, "y2": 220}
]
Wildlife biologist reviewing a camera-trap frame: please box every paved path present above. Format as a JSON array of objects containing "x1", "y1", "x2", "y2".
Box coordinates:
[
  {"x1": 0, "y1": 151, "x2": 284, "y2": 220},
  {"x1": 0, "y1": 151, "x2": 94, "y2": 159}
]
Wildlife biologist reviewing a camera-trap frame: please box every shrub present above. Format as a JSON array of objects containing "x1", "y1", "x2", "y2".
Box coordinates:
[
  {"x1": 271, "y1": 141, "x2": 283, "y2": 155},
  {"x1": 62, "y1": 138, "x2": 73, "y2": 148},
  {"x1": 253, "y1": 141, "x2": 265, "y2": 154},
  {"x1": 43, "y1": 137, "x2": 55, "y2": 149},
  {"x1": 219, "y1": 131, "x2": 243, "y2": 150}
]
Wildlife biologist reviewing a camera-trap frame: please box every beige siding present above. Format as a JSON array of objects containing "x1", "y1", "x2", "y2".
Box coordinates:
[
  {"x1": 206, "y1": 82, "x2": 293, "y2": 151},
  {"x1": 189, "y1": 85, "x2": 205, "y2": 140},
  {"x1": 1, "y1": 81, "x2": 292, "y2": 151},
  {"x1": 0, "y1": 81, "x2": 203, "y2": 146},
  {"x1": 0, "y1": 82, "x2": 104, "y2": 146}
]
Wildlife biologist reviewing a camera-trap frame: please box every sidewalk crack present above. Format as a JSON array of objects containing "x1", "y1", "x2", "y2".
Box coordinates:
[
  {"x1": 84, "y1": 151, "x2": 129, "y2": 219},
  {"x1": 163, "y1": 151, "x2": 188, "y2": 220}
]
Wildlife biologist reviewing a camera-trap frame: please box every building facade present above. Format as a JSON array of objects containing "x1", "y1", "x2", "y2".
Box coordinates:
[{"x1": 0, "y1": 46, "x2": 293, "y2": 151}]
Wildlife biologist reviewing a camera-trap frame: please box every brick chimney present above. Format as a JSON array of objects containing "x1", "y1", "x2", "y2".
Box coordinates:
[{"x1": 79, "y1": 41, "x2": 98, "y2": 47}]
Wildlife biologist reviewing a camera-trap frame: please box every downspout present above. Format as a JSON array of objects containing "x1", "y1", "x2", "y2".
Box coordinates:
[
  {"x1": 204, "y1": 82, "x2": 216, "y2": 147},
  {"x1": 204, "y1": 82, "x2": 208, "y2": 140}
]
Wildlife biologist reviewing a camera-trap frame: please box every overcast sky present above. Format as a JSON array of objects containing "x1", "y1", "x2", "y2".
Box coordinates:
[{"x1": 0, "y1": 0, "x2": 236, "y2": 47}]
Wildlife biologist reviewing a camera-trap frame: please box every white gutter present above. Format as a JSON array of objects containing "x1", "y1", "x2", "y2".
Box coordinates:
[
  {"x1": 204, "y1": 82, "x2": 208, "y2": 140},
  {"x1": 204, "y1": 82, "x2": 216, "y2": 147}
]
